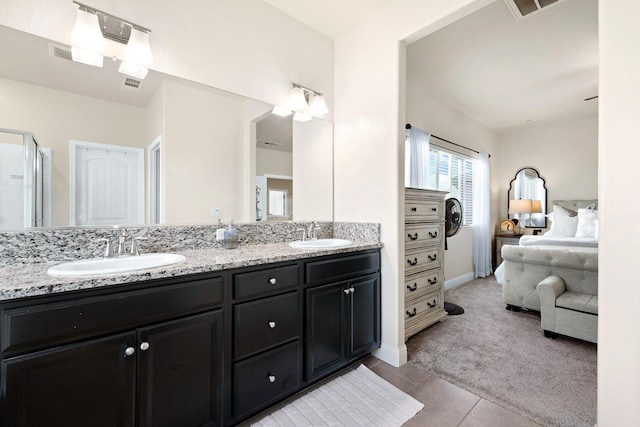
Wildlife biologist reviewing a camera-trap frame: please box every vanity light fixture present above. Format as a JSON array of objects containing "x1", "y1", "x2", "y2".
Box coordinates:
[
  {"x1": 71, "y1": 1, "x2": 153, "y2": 79},
  {"x1": 70, "y1": 6, "x2": 105, "y2": 67},
  {"x1": 288, "y1": 83, "x2": 329, "y2": 119},
  {"x1": 271, "y1": 105, "x2": 293, "y2": 117}
]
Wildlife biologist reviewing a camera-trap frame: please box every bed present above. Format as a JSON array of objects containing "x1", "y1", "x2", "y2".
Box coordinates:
[{"x1": 496, "y1": 199, "x2": 598, "y2": 312}]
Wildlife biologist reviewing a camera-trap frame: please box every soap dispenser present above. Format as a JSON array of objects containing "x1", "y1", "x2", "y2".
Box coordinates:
[{"x1": 223, "y1": 220, "x2": 239, "y2": 249}]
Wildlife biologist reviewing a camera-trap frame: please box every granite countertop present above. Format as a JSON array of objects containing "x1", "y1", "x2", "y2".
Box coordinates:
[{"x1": 0, "y1": 241, "x2": 383, "y2": 301}]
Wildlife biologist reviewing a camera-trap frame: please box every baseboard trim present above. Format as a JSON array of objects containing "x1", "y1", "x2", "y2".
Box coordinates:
[
  {"x1": 372, "y1": 343, "x2": 407, "y2": 367},
  {"x1": 444, "y1": 272, "x2": 475, "y2": 291}
]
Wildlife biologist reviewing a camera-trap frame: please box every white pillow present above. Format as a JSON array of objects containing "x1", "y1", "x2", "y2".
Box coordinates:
[
  {"x1": 551, "y1": 205, "x2": 578, "y2": 237},
  {"x1": 576, "y1": 208, "x2": 599, "y2": 238}
]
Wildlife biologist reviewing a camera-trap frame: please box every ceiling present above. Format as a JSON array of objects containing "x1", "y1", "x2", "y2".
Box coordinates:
[{"x1": 265, "y1": 0, "x2": 598, "y2": 134}]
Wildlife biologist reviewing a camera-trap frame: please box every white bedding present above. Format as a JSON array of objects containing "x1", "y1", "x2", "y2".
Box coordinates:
[{"x1": 494, "y1": 235, "x2": 598, "y2": 284}]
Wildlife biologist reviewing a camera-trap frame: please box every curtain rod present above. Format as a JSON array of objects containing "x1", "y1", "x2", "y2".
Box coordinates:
[{"x1": 405, "y1": 123, "x2": 490, "y2": 158}]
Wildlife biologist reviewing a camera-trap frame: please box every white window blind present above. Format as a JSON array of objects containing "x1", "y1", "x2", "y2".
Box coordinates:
[{"x1": 429, "y1": 147, "x2": 475, "y2": 225}]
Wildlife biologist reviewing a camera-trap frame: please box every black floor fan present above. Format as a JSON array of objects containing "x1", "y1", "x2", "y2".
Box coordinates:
[{"x1": 444, "y1": 198, "x2": 465, "y2": 315}]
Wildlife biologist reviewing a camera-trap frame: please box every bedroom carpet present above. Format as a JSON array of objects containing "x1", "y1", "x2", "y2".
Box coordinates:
[
  {"x1": 407, "y1": 276, "x2": 597, "y2": 427},
  {"x1": 250, "y1": 364, "x2": 424, "y2": 426}
]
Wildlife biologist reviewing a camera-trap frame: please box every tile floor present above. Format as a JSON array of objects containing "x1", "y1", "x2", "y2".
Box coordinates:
[{"x1": 362, "y1": 356, "x2": 541, "y2": 427}]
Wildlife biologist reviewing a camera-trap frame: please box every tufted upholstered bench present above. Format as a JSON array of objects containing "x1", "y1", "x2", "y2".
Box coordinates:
[{"x1": 501, "y1": 245, "x2": 598, "y2": 343}]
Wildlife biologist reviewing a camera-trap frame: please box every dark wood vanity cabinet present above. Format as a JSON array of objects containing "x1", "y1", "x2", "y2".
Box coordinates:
[
  {"x1": 0, "y1": 248, "x2": 381, "y2": 426},
  {"x1": 305, "y1": 252, "x2": 381, "y2": 383},
  {"x1": 0, "y1": 275, "x2": 225, "y2": 427}
]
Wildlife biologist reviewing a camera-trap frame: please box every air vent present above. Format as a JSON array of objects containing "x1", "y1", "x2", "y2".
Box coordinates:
[
  {"x1": 259, "y1": 140, "x2": 282, "y2": 147},
  {"x1": 504, "y1": 0, "x2": 566, "y2": 21},
  {"x1": 48, "y1": 43, "x2": 73, "y2": 61},
  {"x1": 121, "y1": 76, "x2": 143, "y2": 92}
]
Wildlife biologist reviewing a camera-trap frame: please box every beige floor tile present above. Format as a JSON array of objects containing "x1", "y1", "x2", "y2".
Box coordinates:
[
  {"x1": 459, "y1": 399, "x2": 541, "y2": 427},
  {"x1": 403, "y1": 375, "x2": 480, "y2": 427},
  {"x1": 369, "y1": 362, "x2": 417, "y2": 392}
]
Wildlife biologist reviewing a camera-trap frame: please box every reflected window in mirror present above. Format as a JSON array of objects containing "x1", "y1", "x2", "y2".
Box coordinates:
[{"x1": 507, "y1": 167, "x2": 547, "y2": 228}]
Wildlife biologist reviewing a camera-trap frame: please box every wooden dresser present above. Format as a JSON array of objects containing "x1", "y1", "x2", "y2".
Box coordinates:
[{"x1": 404, "y1": 188, "x2": 448, "y2": 340}]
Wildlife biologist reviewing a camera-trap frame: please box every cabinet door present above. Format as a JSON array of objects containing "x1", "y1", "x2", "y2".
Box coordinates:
[
  {"x1": 305, "y1": 282, "x2": 347, "y2": 381},
  {"x1": 2, "y1": 331, "x2": 136, "y2": 427},
  {"x1": 349, "y1": 273, "x2": 381, "y2": 359},
  {"x1": 137, "y1": 310, "x2": 224, "y2": 427}
]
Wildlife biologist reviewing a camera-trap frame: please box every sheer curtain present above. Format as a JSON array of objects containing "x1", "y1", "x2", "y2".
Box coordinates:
[
  {"x1": 472, "y1": 152, "x2": 492, "y2": 277},
  {"x1": 405, "y1": 127, "x2": 430, "y2": 188}
]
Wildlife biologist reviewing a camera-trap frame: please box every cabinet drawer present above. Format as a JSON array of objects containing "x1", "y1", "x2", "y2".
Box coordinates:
[
  {"x1": 233, "y1": 340, "x2": 302, "y2": 419},
  {"x1": 404, "y1": 224, "x2": 443, "y2": 249},
  {"x1": 234, "y1": 291, "x2": 300, "y2": 359},
  {"x1": 405, "y1": 291, "x2": 442, "y2": 323},
  {"x1": 404, "y1": 247, "x2": 442, "y2": 275},
  {"x1": 404, "y1": 269, "x2": 441, "y2": 301},
  {"x1": 233, "y1": 264, "x2": 299, "y2": 300},
  {"x1": 404, "y1": 200, "x2": 441, "y2": 222},
  {"x1": 1, "y1": 277, "x2": 224, "y2": 355},
  {"x1": 305, "y1": 251, "x2": 379, "y2": 284}
]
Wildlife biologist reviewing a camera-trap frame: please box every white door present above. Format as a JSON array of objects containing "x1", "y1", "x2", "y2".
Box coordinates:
[{"x1": 70, "y1": 140, "x2": 144, "y2": 226}]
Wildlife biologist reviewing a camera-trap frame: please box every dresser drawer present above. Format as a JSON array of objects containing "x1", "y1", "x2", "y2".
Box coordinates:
[
  {"x1": 233, "y1": 340, "x2": 302, "y2": 419},
  {"x1": 234, "y1": 291, "x2": 300, "y2": 359},
  {"x1": 233, "y1": 264, "x2": 299, "y2": 300},
  {"x1": 1, "y1": 277, "x2": 224, "y2": 355},
  {"x1": 404, "y1": 247, "x2": 442, "y2": 275},
  {"x1": 404, "y1": 269, "x2": 441, "y2": 301},
  {"x1": 404, "y1": 200, "x2": 441, "y2": 223},
  {"x1": 405, "y1": 291, "x2": 442, "y2": 323},
  {"x1": 404, "y1": 224, "x2": 443, "y2": 249},
  {"x1": 305, "y1": 251, "x2": 379, "y2": 284}
]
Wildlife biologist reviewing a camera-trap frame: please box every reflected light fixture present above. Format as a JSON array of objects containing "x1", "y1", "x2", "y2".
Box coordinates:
[
  {"x1": 118, "y1": 28, "x2": 153, "y2": 80},
  {"x1": 288, "y1": 83, "x2": 329, "y2": 121},
  {"x1": 71, "y1": 1, "x2": 153, "y2": 79},
  {"x1": 271, "y1": 105, "x2": 293, "y2": 117},
  {"x1": 71, "y1": 6, "x2": 105, "y2": 67}
]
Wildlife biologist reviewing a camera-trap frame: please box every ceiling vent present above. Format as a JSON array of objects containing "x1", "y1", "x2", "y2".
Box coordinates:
[
  {"x1": 504, "y1": 0, "x2": 567, "y2": 21},
  {"x1": 48, "y1": 43, "x2": 73, "y2": 61},
  {"x1": 121, "y1": 75, "x2": 143, "y2": 92}
]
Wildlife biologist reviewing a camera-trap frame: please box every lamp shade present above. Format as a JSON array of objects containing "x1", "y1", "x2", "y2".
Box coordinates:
[
  {"x1": 289, "y1": 86, "x2": 308, "y2": 112},
  {"x1": 509, "y1": 199, "x2": 533, "y2": 214},
  {"x1": 118, "y1": 28, "x2": 153, "y2": 79},
  {"x1": 531, "y1": 200, "x2": 543, "y2": 213},
  {"x1": 308, "y1": 93, "x2": 329, "y2": 116},
  {"x1": 293, "y1": 111, "x2": 312, "y2": 122},
  {"x1": 271, "y1": 105, "x2": 292, "y2": 117},
  {"x1": 71, "y1": 8, "x2": 105, "y2": 67}
]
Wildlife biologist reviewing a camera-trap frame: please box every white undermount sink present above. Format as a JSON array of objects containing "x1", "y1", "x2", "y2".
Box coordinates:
[
  {"x1": 47, "y1": 253, "x2": 186, "y2": 277},
  {"x1": 289, "y1": 238, "x2": 353, "y2": 249}
]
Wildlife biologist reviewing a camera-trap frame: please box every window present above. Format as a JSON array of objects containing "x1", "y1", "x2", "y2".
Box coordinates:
[{"x1": 428, "y1": 148, "x2": 475, "y2": 225}]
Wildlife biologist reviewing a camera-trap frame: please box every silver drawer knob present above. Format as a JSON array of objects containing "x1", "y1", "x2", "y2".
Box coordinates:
[
  {"x1": 268, "y1": 277, "x2": 277, "y2": 285},
  {"x1": 343, "y1": 288, "x2": 351, "y2": 295},
  {"x1": 268, "y1": 321, "x2": 276, "y2": 329},
  {"x1": 268, "y1": 375, "x2": 276, "y2": 383},
  {"x1": 124, "y1": 346, "x2": 135, "y2": 356},
  {"x1": 140, "y1": 342, "x2": 150, "y2": 351},
  {"x1": 349, "y1": 287, "x2": 355, "y2": 293}
]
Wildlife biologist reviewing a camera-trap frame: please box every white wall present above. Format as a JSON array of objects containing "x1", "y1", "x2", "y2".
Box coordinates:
[
  {"x1": 598, "y1": 0, "x2": 640, "y2": 424},
  {"x1": 499, "y1": 115, "x2": 598, "y2": 223},
  {"x1": 255, "y1": 148, "x2": 292, "y2": 177},
  {"x1": 406, "y1": 83, "x2": 500, "y2": 284},
  {"x1": 162, "y1": 80, "x2": 245, "y2": 224}
]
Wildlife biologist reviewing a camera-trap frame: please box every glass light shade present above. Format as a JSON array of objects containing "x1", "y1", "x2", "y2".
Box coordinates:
[
  {"x1": 71, "y1": 9, "x2": 105, "y2": 67},
  {"x1": 272, "y1": 105, "x2": 293, "y2": 117},
  {"x1": 531, "y1": 200, "x2": 543, "y2": 213},
  {"x1": 122, "y1": 28, "x2": 153, "y2": 68},
  {"x1": 118, "y1": 61, "x2": 149, "y2": 79},
  {"x1": 308, "y1": 93, "x2": 329, "y2": 116},
  {"x1": 289, "y1": 87, "x2": 308, "y2": 112},
  {"x1": 293, "y1": 112, "x2": 312, "y2": 122},
  {"x1": 508, "y1": 199, "x2": 533, "y2": 214}
]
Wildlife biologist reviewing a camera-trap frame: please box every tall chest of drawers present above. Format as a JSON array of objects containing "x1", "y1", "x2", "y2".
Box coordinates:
[{"x1": 404, "y1": 188, "x2": 448, "y2": 339}]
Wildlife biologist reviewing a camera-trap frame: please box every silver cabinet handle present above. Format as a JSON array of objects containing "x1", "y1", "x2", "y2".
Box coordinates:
[
  {"x1": 124, "y1": 346, "x2": 135, "y2": 356},
  {"x1": 268, "y1": 375, "x2": 276, "y2": 383},
  {"x1": 268, "y1": 321, "x2": 276, "y2": 329},
  {"x1": 343, "y1": 288, "x2": 351, "y2": 294},
  {"x1": 268, "y1": 277, "x2": 277, "y2": 285},
  {"x1": 140, "y1": 342, "x2": 150, "y2": 351},
  {"x1": 349, "y1": 287, "x2": 355, "y2": 293}
]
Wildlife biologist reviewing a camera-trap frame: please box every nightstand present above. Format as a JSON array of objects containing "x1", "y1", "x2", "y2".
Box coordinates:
[{"x1": 495, "y1": 235, "x2": 521, "y2": 267}]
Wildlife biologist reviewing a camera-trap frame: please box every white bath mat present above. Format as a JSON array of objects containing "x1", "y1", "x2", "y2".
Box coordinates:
[{"x1": 251, "y1": 364, "x2": 424, "y2": 426}]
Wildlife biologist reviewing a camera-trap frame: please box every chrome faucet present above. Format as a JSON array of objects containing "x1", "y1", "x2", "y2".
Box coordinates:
[
  {"x1": 307, "y1": 221, "x2": 321, "y2": 240},
  {"x1": 116, "y1": 226, "x2": 128, "y2": 256}
]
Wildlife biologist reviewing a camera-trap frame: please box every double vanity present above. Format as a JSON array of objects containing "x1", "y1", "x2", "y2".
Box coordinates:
[{"x1": 0, "y1": 222, "x2": 381, "y2": 426}]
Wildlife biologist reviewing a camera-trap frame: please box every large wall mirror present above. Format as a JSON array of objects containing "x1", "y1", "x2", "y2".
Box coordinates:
[
  {"x1": 507, "y1": 167, "x2": 547, "y2": 228},
  {"x1": 0, "y1": 25, "x2": 333, "y2": 230}
]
